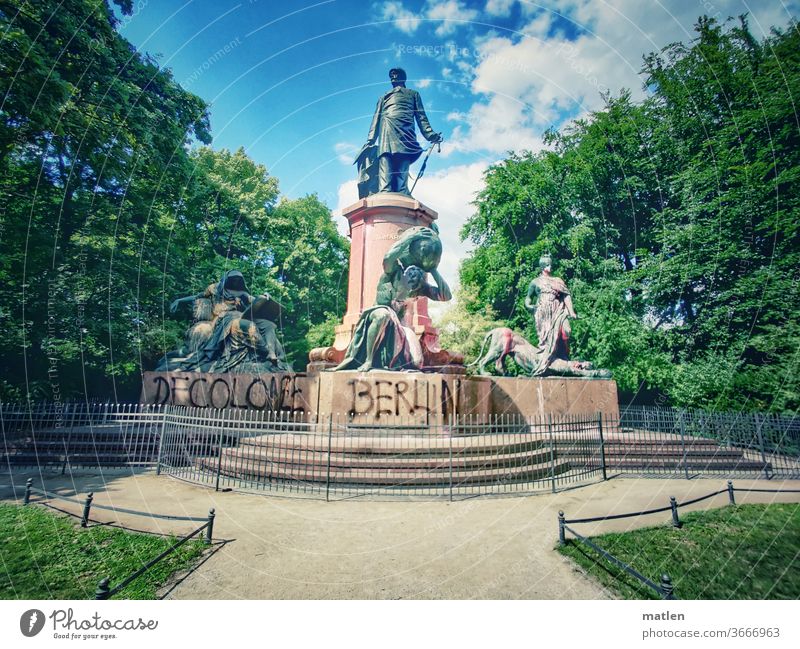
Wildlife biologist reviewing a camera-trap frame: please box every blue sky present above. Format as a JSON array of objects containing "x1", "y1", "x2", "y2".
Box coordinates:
[{"x1": 118, "y1": 0, "x2": 798, "y2": 295}]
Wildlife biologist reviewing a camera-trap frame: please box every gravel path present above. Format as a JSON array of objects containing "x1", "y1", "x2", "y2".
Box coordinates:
[{"x1": 3, "y1": 470, "x2": 798, "y2": 599}]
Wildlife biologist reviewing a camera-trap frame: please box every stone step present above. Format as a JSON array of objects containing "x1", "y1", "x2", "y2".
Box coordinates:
[
  {"x1": 8, "y1": 434, "x2": 156, "y2": 448},
  {"x1": 3, "y1": 444, "x2": 154, "y2": 455},
  {"x1": 604, "y1": 439, "x2": 730, "y2": 448},
  {"x1": 8, "y1": 424, "x2": 158, "y2": 435},
  {"x1": 605, "y1": 459, "x2": 770, "y2": 471},
  {"x1": 238, "y1": 433, "x2": 546, "y2": 455},
  {"x1": 2, "y1": 451, "x2": 153, "y2": 466},
  {"x1": 591, "y1": 449, "x2": 747, "y2": 459},
  {"x1": 201, "y1": 456, "x2": 572, "y2": 486},
  {"x1": 218, "y1": 445, "x2": 556, "y2": 470},
  {"x1": 8, "y1": 440, "x2": 154, "y2": 451}
]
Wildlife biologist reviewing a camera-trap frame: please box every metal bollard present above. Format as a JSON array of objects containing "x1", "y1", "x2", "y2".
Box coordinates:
[
  {"x1": 727, "y1": 480, "x2": 735, "y2": 505},
  {"x1": 660, "y1": 574, "x2": 675, "y2": 599},
  {"x1": 205, "y1": 508, "x2": 215, "y2": 544},
  {"x1": 95, "y1": 577, "x2": 111, "y2": 600},
  {"x1": 23, "y1": 478, "x2": 33, "y2": 505},
  {"x1": 81, "y1": 492, "x2": 94, "y2": 528},
  {"x1": 670, "y1": 496, "x2": 681, "y2": 528},
  {"x1": 558, "y1": 510, "x2": 566, "y2": 546}
]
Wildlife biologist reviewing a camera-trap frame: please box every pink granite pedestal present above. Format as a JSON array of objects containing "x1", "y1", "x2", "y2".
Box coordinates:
[
  {"x1": 140, "y1": 370, "x2": 620, "y2": 424},
  {"x1": 308, "y1": 193, "x2": 463, "y2": 371}
]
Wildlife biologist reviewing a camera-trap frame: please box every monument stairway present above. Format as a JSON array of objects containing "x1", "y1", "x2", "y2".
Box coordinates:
[
  {"x1": 573, "y1": 433, "x2": 771, "y2": 474},
  {"x1": 196, "y1": 431, "x2": 572, "y2": 487},
  {"x1": 3, "y1": 424, "x2": 159, "y2": 468},
  {"x1": 2, "y1": 418, "x2": 775, "y2": 478}
]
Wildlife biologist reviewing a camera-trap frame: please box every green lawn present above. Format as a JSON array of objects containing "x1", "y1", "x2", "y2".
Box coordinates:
[
  {"x1": 558, "y1": 503, "x2": 800, "y2": 599},
  {"x1": 0, "y1": 503, "x2": 206, "y2": 599}
]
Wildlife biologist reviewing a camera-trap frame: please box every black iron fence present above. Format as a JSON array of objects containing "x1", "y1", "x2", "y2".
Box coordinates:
[
  {"x1": 3, "y1": 402, "x2": 799, "y2": 500},
  {"x1": 0, "y1": 401, "x2": 162, "y2": 472},
  {"x1": 619, "y1": 405, "x2": 800, "y2": 478},
  {"x1": 157, "y1": 408, "x2": 605, "y2": 500}
]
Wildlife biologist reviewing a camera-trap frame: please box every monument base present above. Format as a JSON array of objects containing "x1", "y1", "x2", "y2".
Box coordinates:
[
  {"x1": 141, "y1": 370, "x2": 619, "y2": 423},
  {"x1": 140, "y1": 370, "x2": 311, "y2": 411},
  {"x1": 143, "y1": 370, "x2": 619, "y2": 491}
]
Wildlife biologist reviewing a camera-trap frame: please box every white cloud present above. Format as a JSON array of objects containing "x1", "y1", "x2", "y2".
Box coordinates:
[
  {"x1": 484, "y1": 0, "x2": 514, "y2": 17},
  {"x1": 334, "y1": 142, "x2": 358, "y2": 165},
  {"x1": 446, "y1": 93, "x2": 546, "y2": 155},
  {"x1": 381, "y1": 0, "x2": 480, "y2": 37},
  {"x1": 445, "y1": 0, "x2": 798, "y2": 159},
  {"x1": 484, "y1": 0, "x2": 547, "y2": 17},
  {"x1": 380, "y1": 0, "x2": 421, "y2": 34},
  {"x1": 523, "y1": 11, "x2": 552, "y2": 38},
  {"x1": 472, "y1": 32, "x2": 611, "y2": 119},
  {"x1": 417, "y1": 78, "x2": 432, "y2": 88},
  {"x1": 334, "y1": 179, "x2": 359, "y2": 236},
  {"x1": 428, "y1": 0, "x2": 480, "y2": 36},
  {"x1": 413, "y1": 161, "x2": 489, "y2": 294}
]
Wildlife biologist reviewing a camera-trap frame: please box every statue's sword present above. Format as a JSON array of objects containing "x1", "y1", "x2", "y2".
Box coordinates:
[{"x1": 410, "y1": 139, "x2": 441, "y2": 194}]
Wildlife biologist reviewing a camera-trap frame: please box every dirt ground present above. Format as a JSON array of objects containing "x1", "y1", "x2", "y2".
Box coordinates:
[{"x1": 2, "y1": 469, "x2": 798, "y2": 599}]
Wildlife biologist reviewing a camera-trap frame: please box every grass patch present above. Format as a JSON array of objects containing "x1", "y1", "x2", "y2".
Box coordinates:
[
  {"x1": 0, "y1": 503, "x2": 206, "y2": 599},
  {"x1": 558, "y1": 504, "x2": 800, "y2": 599}
]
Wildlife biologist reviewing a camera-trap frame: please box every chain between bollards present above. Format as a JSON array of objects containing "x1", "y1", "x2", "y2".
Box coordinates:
[
  {"x1": 23, "y1": 478, "x2": 33, "y2": 505},
  {"x1": 558, "y1": 510, "x2": 566, "y2": 546},
  {"x1": 727, "y1": 480, "x2": 735, "y2": 505},
  {"x1": 81, "y1": 492, "x2": 94, "y2": 528},
  {"x1": 669, "y1": 496, "x2": 681, "y2": 528}
]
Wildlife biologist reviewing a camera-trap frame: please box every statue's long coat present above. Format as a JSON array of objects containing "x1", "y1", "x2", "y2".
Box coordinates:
[
  {"x1": 353, "y1": 86, "x2": 438, "y2": 197},
  {"x1": 366, "y1": 86, "x2": 437, "y2": 161}
]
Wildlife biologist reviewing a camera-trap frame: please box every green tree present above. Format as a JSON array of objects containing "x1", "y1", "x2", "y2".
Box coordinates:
[
  {"x1": 0, "y1": 1, "x2": 349, "y2": 398},
  {"x1": 159, "y1": 166, "x2": 349, "y2": 368},
  {"x1": 459, "y1": 16, "x2": 800, "y2": 412},
  {"x1": 0, "y1": 0, "x2": 211, "y2": 399},
  {"x1": 641, "y1": 16, "x2": 800, "y2": 410},
  {"x1": 437, "y1": 286, "x2": 506, "y2": 366}
]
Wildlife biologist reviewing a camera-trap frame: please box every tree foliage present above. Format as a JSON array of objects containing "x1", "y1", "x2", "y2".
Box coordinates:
[
  {"x1": 460, "y1": 16, "x2": 800, "y2": 412},
  {"x1": 437, "y1": 286, "x2": 506, "y2": 369},
  {"x1": 0, "y1": 0, "x2": 347, "y2": 400}
]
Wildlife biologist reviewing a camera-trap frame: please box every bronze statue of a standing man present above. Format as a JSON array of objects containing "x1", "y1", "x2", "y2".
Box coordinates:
[{"x1": 354, "y1": 68, "x2": 442, "y2": 197}]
